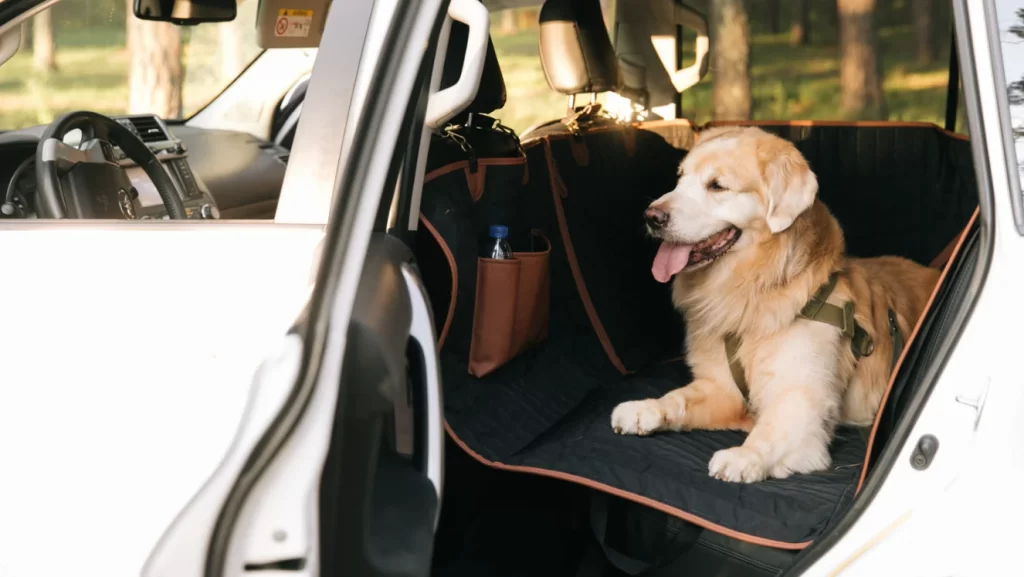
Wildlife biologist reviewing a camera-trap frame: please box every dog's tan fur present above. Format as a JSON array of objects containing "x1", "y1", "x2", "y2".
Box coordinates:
[{"x1": 611, "y1": 126, "x2": 939, "y2": 483}]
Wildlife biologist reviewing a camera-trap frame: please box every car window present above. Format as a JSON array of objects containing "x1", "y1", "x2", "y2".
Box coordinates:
[
  {"x1": 0, "y1": 0, "x2": 263, "y2": 129},
  {"x1": 490, "y1": 1, "x2": 960, "y2": 132}
]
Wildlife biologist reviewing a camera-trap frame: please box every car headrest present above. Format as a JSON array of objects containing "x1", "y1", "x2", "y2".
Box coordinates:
[
  {"x1": 440, "y1": 20, "x2": 507, "y2": 118},
  {"x1": 538, "y1": 0, "x2": 622, "y2": 96}
]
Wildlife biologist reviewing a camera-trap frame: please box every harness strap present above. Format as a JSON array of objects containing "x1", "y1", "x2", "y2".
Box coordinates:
[
  {"x1": 724, "y1": 333, "x2": 747, "y2": 398},
  {"x1": 724, "y1": 273, "x2": 901, "y2": 394},
  {"x1": 888, "y1": 309, "x2": 903, "y2": 373}
]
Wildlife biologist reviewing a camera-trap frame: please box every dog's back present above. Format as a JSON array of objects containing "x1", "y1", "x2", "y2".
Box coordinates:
[{"x1": 839, "y1": 256, "x2": 940, "y2": 424}]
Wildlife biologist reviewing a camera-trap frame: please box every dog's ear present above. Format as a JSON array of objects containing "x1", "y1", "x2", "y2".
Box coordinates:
[{"x1": 762, "y1": 145, "x2": 817, "y2": 234}]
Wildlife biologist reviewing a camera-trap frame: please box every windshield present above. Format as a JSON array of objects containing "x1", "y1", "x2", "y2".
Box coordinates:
[{"x1": 0, "y1": 0, "x2": 262, "y2": 129}]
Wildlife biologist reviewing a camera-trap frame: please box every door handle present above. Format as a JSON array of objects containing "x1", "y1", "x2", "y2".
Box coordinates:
[{"x1": 954, "y1": 377, "x2": 990, "y2": 432}]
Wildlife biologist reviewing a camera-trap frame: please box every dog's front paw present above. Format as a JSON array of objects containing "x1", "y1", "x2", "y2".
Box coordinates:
[
  {"x1": 708, "y1": 446, "x2": 768, "y2": 483},
  {"x1": 611, "y1": 399, "x2": 665, "y2": 436}
]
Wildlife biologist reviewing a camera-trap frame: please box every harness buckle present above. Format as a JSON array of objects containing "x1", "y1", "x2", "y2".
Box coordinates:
[
  {"x1": 841, "y1": 301, "x2": 857, "y2": 340},
  {"x1": 848, "y1": 301, "x2": 875, "y2": 358}
]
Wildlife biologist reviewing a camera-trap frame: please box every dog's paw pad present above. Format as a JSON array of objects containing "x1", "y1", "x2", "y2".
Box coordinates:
[
  {"x1": 611, "y1": 400, "x2": 664, "y2": 436},
  {"x1": 708, "y1": 447, "x2": 767, "y2": 483}
]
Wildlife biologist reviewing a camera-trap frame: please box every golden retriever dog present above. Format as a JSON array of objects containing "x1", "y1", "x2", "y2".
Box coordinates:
[{"x1": 610, "y1": 126, "x2": 939, "y2": 483}]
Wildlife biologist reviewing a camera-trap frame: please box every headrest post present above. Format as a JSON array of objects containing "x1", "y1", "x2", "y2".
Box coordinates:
[
  {"x1": 567, "y1": 94, "x2": 576, "y2": 115},
  {"x1": 590, "y1": 93, "x2": 597, "y2": 105}
]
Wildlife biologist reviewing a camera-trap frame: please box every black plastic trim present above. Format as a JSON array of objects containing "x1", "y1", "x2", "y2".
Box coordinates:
[
  {"x1": 0, "y1": 0, "x2": 48, "y2": 29},
  {"x1": 784, "y1": 0, "x2": 995, "y2": 573},
  {"x1": 945, "y1": 29, "x2": 960, "y2": 132}
]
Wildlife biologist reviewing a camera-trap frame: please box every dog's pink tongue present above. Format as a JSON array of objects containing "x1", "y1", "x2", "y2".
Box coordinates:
[{"x1": 652, "y1": 242, "x2": 694, "y2": 283}]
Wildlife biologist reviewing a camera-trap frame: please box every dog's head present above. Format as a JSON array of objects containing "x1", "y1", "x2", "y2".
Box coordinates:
[{"x1": 646, "y1": 126, "x2": 818, "y2": 283}]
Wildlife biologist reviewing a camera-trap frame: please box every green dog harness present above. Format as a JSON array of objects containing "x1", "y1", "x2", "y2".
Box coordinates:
[{"x1": 724, "y1": 272, "x2": 904, "y2": 396}]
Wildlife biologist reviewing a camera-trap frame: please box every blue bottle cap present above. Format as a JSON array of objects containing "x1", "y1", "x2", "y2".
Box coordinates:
[{"x1": 489, "y1": 225, "x2": 509, "y2": 239}]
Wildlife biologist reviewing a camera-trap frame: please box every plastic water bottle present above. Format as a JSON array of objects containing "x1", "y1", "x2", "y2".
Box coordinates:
[{"x1": 485, "y1": 225, "x2": 514, "y2": 259}]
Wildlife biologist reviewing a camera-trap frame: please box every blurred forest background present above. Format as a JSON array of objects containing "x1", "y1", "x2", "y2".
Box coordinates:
[
  {"x1": 0, "y1": 0, "x2": 260, "y2": 129},
  {"x1": 0, "y1": 0, "x2": 960, "y2": 134},
  {"x1": 490, "y1": 0, "x2": 960, "y2": 133}
]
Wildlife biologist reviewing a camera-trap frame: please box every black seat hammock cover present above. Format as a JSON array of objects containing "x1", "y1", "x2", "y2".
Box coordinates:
[{"x1": 415, "y1": 119, "x2": 978, "y2": 549}]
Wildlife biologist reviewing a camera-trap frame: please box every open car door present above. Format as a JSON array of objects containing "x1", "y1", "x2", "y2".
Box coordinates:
[
  {"x1": 315, "y1": 230, "x2": 445, "y2": 577},
  {"x1": 139, "y1": 1, "x2": 503, "y2": 576},
  {"x1": 135, "y1": 1, "x2": 486, "y2": 576}
]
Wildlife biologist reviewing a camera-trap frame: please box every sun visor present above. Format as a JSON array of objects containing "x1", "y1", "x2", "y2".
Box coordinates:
[
  {"x1": 0, "y1": 27, "x2": 21, "y2": 69},
  {"x1": 256, "y1": 0, "x2": 332, "y2": 49}
]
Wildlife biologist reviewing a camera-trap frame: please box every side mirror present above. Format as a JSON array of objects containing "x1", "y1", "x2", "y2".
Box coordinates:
[{"x1": 133, "y1": 0, "x2": 237, "y2": 25}]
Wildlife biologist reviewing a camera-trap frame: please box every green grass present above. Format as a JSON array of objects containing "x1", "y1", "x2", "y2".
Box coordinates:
[{"x1": 491, "y1": 23, "x2": 960, "y2": 134}]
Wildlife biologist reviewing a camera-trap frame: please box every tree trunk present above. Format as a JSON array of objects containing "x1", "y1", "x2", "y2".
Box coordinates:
[
  {"x1": 516, "y1": 8, "x2": 536, "y2": 31},
  {"x1": 768, "y1": 0, "x2": 781, "y2": 34},
  {"x1": 32, "y1": 10, "x2": 56, "y2": 73},
  {"x1": 912, "y1": 0, "x2": 934, "y2": 65},
  {"x1": 126, "y1": 6, "x2": 183, "y2": 119},
  {"x1": 837, "y1": 0, "x2": 886, "y2": 118},
  {"x1": 498, "y1": 9, "x2": 517, "y2": 35},
  {"x1": 218, "y1": 17, "x2": 245, "y2": 83},
  {"x1": 710, "y1": 0, "x2": 751, "y2": 121},
  {"x1": 789, "y1": 0, "x2": 810, "y2": 46}
]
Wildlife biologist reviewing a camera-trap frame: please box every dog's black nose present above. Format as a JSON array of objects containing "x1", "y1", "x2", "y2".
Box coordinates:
[{"x1": 645, "y1": 207, "x2": 669, "y2": 229}]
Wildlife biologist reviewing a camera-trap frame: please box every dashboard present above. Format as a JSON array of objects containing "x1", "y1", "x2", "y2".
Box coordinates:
[{"x1": 0, "y1": 114, "x2": 289, "y2": 220}]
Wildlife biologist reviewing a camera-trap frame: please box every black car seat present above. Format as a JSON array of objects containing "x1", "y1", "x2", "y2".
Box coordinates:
[
  {"x1": 418, "y1": 14, "x2": 596, "y2": 577},
  {"x1": 427, "y1": 17, "x2": 521, "y2": 172},
  {"x1": 416, "y1": 2, "x2": 978, "y2": 577},
  {"x1": 521, "y1": 0, "x2": 689, "y2": 374}
]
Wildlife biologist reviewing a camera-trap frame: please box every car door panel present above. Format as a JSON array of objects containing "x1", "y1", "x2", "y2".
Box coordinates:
[{"x1": 319, "y1": 233, "x2": 441, "y2": 577}]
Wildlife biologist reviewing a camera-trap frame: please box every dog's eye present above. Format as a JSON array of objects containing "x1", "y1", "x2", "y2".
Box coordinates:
[{"x1": 707, "y1": 179, "x2": 726, "y2": 192}]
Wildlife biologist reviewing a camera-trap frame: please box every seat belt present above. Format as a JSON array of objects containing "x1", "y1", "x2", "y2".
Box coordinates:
[{"x1": 725, "y1": 273, "x2": 902, "y2": 394}]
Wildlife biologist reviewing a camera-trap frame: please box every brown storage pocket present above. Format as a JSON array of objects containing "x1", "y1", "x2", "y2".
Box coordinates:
[{"x1": 468, "y1": 231, "x2": 551, "y2": 377}]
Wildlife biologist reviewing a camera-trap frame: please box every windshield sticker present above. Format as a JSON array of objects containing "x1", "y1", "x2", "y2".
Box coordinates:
[{"x1": 275, "y1": 9, "x2": 313, "y2": 38}]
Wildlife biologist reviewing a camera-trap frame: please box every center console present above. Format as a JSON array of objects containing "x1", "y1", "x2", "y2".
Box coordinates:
[{"x1": 113, "y1": 115, "x2": 220, "y2": 220}]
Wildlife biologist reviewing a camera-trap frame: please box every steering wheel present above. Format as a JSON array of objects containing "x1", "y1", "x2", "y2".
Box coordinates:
[{"x1": 34, "y1": 111, "x2": 186, "y2": 219}]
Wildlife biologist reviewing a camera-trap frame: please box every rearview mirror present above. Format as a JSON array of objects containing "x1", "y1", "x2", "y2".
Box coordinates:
[{"x1": 133, "y1": 0, "x2": 237, "y2": 25}]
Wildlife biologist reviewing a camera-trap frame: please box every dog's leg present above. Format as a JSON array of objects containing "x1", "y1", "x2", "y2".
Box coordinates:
[
  {"x1": 707, "y1": 389, "x2": 835, "y2": 483},
  {"x1": 611, "y1": 378, "x2": 751, "y2": 436},
  {"x1": 708, "y1": 323, "x2": 842, "y2": 483}
]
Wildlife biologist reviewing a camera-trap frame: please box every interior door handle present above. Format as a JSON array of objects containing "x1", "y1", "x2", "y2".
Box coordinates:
[
  {"x1": 401, "y1": 263, "x2": 445, "y2": 522},
  {"x1": 424, "y1": 0, "x2": 490, "y2": 128}
]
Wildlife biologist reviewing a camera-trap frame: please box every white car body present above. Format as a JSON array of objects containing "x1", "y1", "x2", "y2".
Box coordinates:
[{"x1": 0, "y1": 0, "x2": 1018, "y2": 576}]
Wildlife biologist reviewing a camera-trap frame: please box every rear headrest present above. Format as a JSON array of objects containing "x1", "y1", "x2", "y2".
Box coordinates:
[
  {"x1": 440, "y1": 20, "x2": 507, "y2": 118},
  {"x1": 538, "y1": 0, "x2": 622, "y2": 96}
]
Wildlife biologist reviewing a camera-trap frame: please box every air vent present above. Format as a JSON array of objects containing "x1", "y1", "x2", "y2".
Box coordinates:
[{"x1": 126, "y1": 116, "x2": 169, "y2": 143}]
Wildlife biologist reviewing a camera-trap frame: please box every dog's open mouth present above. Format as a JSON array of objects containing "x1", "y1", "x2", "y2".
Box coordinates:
[{"x1": 651, "y1": 226, "x2": 741, "y2": 283}]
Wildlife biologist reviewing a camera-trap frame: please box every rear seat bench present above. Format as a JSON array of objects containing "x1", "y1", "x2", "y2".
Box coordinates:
[
  {"x1": 419, "y1": 117, "x2": 977, "y2": 549},
  {"x1": 416, "y1": 0, "x2": 979, "y2": 555}
]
